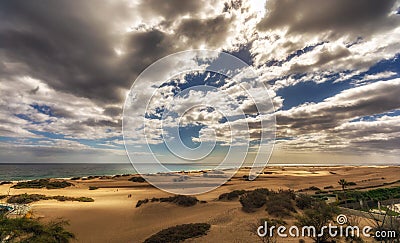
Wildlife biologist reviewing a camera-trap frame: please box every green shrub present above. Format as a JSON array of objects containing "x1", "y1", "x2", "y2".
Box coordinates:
[
  {"x1": 0, "y1": 181, "x2": 12, "y2": 185},
  {"x1": 265, "y1": 190, "x2": 296, "y2": 217},
  {"x1": 295, "y1": 194, "x2": 315, "y2": 210},
  {"x1": 12, "y1": 179, "x2": 73, "y2": 189},
  {"x1": 151, "y1": 197, "x2": 159, "y2": 202},
  {"x1": 253, "y1": 188, "x2": 271, "y2": 196},
  {"x1": 7, "y1": 193, "x2": 47, "y2": 204},
  {"x1": 218, "y1": 190, "x2": 247, "y2": 200},
  {"x1": 160, "y1": 195, "x2": 198, "y2": 207},
  {"x1": 0, "y1": 215, "x2": 75, "y2": 242},
  {"x1": 136, "y1": 195, "x2": 199, "y2": 208},
  {"x1": 129, "y1": 176, "x2": 146, "y2": 183},
  {"x1": 89, "y1": 186, "x2": 99, "y2": 190},
  {"x1": 75, "y1": 197, "x2": 94, "y2": 202},
  {"x1": 136, "y1": 198, "x2": 149, "y2": 207},
  {"x1": 144, "y1": 223, "x2": 210, "y2": 243},
  {"x1": 6, "y1": 193, "x2": 94, "y2": 204},
  {"x1": 239, "y1": 190, "x2": 267, "y2": 212}
]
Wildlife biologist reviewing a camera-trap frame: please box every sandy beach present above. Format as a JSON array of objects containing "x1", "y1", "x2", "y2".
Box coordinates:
[{"x1": 1, "y1": 166, "x2": 400, "y2": 242}]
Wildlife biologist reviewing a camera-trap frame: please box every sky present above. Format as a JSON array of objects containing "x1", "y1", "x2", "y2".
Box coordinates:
[{"x1": 0, "y1": 0, "x2": 400, "y2": 165}]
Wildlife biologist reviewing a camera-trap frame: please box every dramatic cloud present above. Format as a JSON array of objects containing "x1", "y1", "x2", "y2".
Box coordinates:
[
  {"x1": 0, "y1": 0, "x2": 399, "y2": 163},
  {"x1": 277, "y1": 79, "x2": 400, "y2": 134},
  {"x1": 257, "y1": 0, "x2": 398, "y2": 35}
]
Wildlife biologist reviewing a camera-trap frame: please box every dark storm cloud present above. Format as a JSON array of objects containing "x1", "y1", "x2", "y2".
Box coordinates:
[
  {"x1": 137, "y1": 0, "x2": 204, "y2": 19},
  {"x1": 257, "y1": 0, "x2": 398, "y2": 35},
  {"x1": 0, "y1": 0, "x2": 235, "y2": 107},
  {"x1": 104, "y1": 106, "x2": 122, "y2": 117},
  {"x1": 176, "y1": 16, "x2": 233, "y2": 47},
  {"x1": 122, "y1": 29, "x2": 181, "y2": 75},
  {"x1": 80, "y1": 118, "x2": 121, "y2": 128},
  {"x1": 121, "y1": 14, "x2": 233, "y2": 75},
  {"x1": 0, "y1": 0, "x2": 129, "y2": 105}
]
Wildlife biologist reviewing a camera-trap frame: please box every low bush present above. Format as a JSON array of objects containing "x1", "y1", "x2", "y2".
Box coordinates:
[
  {"x1": 150, "y1": 197, "x2": 159, "y2": 202},
  {"x1": 144, "y1": 223, "x2": 211, "y2": 243},
  {"x1": 74, "y1": 197, "x2": 94, "y2": 202},
  {"x1": 51, "y1": 196, "x2": 94, "y2": 202},
  {"x1": 0, "y1": 181, "x2": 12, "y2": 185},
  {"x1": 265, "y1": 190, "x2": 296, "y2": 217},
  {"x1": 6, "y1": 193, "x2": 94, "y2": 204},
  {"x1": 218, "y1": 190, "x2": 247, "y2": 200},
  {"x1": 239, "y1": 188, "x2": 296, "y2": 216},
  {"x1": 160, "y1": 195, "x2": 198, "y2": 207},
  {"x1": 136, "y1": 198, "x2": 149, "y2": 207},
  {"x1": 295, "y1": 194, "x2": 316, "y2": 210},
  {"x1": 136, "y1": 195, "x2": 199, "y2": 208},
  {"x1": 12, "y1": 179, "x2": 73, "y2": 189},
  {"x1": 240, "y1": 190, "x2": 267, "y2": 212},
  {"x1": 88, "y1": 186, "x2": 99, "y2": 190},
  {"x1": 128, "y1": 176, "x2": 146, "y2": 183},
  {"x1": 242, "y1": 175, "x2": 257, "y2": 181},
  {"x1": 0, "y1": 216, "x2": 75, "y2": 242},
  {"x1": 7, "y1": 194, "x2": 47, "y2": 204},
  {"x1": 324, "y1": 185, "x2": 334, "y2": 189}
]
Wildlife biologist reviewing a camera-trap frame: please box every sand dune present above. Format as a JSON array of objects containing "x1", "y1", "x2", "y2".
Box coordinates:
[{"x1": 1, "y1": 166, "x2": 400, "y2": 242}]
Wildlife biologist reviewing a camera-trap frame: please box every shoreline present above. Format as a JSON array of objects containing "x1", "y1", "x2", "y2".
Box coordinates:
[
  {"x1": 1, "y1": 164, "x2": 398, "y2": 182},
  {"x1": 2, "y1": 166, "x2": 400, "y2": 242}
]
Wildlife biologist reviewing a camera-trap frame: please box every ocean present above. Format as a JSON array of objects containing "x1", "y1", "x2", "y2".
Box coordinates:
[
  {"x1": 1, "y1": 163, "x2": 395, "y2": 181},
  {"x1": 0, "y1": 163, "x2": 220, "y2": 181}
]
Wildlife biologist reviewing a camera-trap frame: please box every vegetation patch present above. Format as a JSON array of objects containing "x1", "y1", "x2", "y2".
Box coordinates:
[
  {"x1": 265, "y1": 190, "x2": 296, "y2": 217},
  {"x1": 218, "y1": 190, "x2": 247, "y2": 200},
  {"x1": 144, "y1": 223, "x2": 211, "y2": 243},
  {"x1": 239, "y1": 188, "x2": 298, "y2": 217},
  {"x1": 88, "y1": 186, "x2": 99, "y2": 190},
  {"x1": 136, "y1": 195, "x2": 199, "y2": 208},
  {"x1": 295, "y1": 194, "x2": 317, "y2": 210},
  {"x1": 6, "y1": 193, "x2": 94, "y2": 204},
  {"x1": 0, "y1": 215, "x2": 75, "y2": 242},
  {"x1": 341, "y1": 186, "x2": 400, "y2": 202},
  {"x1": 128, "y1": 176, "x2": 146, "y2": 183},
  {"x1": 0, "y1": 181, "x2": 12, "y2": 185},
  {"x1": 239, "y1": 189, "x2": 270, "y2": 213},
  {"x1": 296, "y1": 201, "x2": 339, "y2": 243},
  {"x1": 12, "y1": 179, "x2": 73, "y2": 189}
]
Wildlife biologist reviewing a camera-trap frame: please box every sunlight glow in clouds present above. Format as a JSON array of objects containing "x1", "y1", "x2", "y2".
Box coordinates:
[{"x1": 0, "y1": 0, "x2": 399, "y2": 164}]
